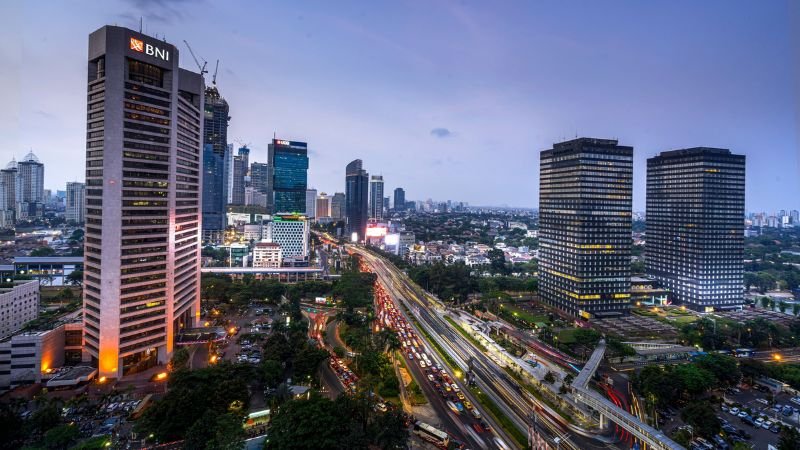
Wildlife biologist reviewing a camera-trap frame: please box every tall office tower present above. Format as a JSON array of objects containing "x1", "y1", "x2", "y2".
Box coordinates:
[
  {"x1": 369, "y1": 175, "x2": 384, "y2": 220},
  {"x1": 393, "y1": 188, "x2": 405, "y2": 212},
  {"x1": 250, "y1": 162, "x2": 269, "y2": 196},
  {"x1": 345, "y1": 160, "x2": 369, "y2": 240},
  {"x1": 384, "y1": 196, "x2": 390, "y2": 215},
  {"x1": 316, "y1": 192, "x2": 331, "y2": 218},
  {"x1": 267, "y1": 139, "x2": 309, "y2": 213},
  {"x1": 331, "y1": 192, "x2": 345, "y2": 220},
  {"x1": 539, "y1": 138, "x2": 633, "y2": 319},
  {"x1": 305, "y1": 189, "x2": 317, "y2": 218},
  {"x1": 646, "y1": 148, "x2": 745, "y2": 311},
  {"x1": 202, "y1": 144, "x2": 225, "y2": 233},
  {"x1": 0, "y1": 161, "x2": 17, "y2": 227},
  {"x1": 65, "y1": 182, "x2": 85, "y2": 223},
  {"x1": 791, "y1": 210, "x2": 799, "y2": 224},
  {"x1": 16, "y1": 152, "x2": 45, "y2": 220},
  {"x1": 84, "y1": 26, "x2": 204, "y2": 378},
  {"x1": 201, "y1": 84, "x2": 230, "y2": 236},
  {"x1": 230, "y1": 147, "x2": 249, "y2": 205}
]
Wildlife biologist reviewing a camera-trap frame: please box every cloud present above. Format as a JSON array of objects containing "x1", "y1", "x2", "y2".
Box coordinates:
[
  {"x1": 119, "y1": 0, "x2": 200, "y2": 25},
  {"x1": 430, "y1": 128, "x2": 453, "y2": 138}
]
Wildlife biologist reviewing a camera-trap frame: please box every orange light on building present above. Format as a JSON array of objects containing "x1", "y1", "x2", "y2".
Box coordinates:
[
  {"x1": 204, "y1": 321, "x2": 211, "y2": 327},
  {"x1": 210, "y1": 355, "x2": 218, "y2": 364},
  {"x1": 156, "y1": 372, "x2": 168, "y2": 380},
  {"x1": 773, "y1": 354, "x2": 782, "y2": 362},
  {"x1": 229, "y1": 327, "x2": 237, "y2": 334},
  {"x1": 98, "y1": 376, "x2": 107, "y2": 384}
]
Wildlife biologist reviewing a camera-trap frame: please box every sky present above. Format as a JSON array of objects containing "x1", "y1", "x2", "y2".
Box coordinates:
[{"x1": 1, "y1": 0, "x2": 799, "y2": 211}]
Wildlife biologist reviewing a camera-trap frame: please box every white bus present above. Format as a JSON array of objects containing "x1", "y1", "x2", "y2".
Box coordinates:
[{"x1": 413, "y1": 420, "x2": 449, "y2": 448}]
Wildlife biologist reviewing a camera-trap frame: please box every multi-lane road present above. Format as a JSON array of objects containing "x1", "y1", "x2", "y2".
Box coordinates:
[{"x1": 353, "y1": 246, "x2": 622, "y2": 450}]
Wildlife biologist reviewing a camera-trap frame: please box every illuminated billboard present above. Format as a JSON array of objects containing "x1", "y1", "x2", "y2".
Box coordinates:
[
  {"x1": 365, "y1": 225, "x2": 387, "y2": 238},
  {"x1": 385, "y1": 234, "x2": 400, "y2": 246}
]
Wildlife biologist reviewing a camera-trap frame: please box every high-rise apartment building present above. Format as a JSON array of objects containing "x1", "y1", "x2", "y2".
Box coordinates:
[
  {"x1": 83, "y1": 26, "x2": 203, "y2": 378},
  {"x1": 393, "y1": 188, "x2": 406, "y2": 212},
  {"x1": 201, "y1": 84, "x2": 230, "y2": 236},
  {"x1": 646, "y1": 148, "x2": 746, "y2": 311},
  {"x1": 268, "y1": 139, "x2": 308, "y2": 213},
  {"x1": 345, "y1": 160, "x2": 369, "y2": 240},
  {"x1": 305, "y1": 189, "x2": 317, "y2": 219},
  {"x1": 316, "y1": 192, "x2": 331, "y2": 219},
  {"x1": 0, "y1": 280, "x2": 39, "y2": 339},
  {"x1": 369, "y1": 175, "x2": 384, "y2": 219},
  {"x1": 16, "y1": 152, "x2": 44, "y2": 220},
  {"x1": 65, "y1": 182, "x2": 85, "y2": 223},
  {"x1": 539, "y1": 138, "x2": 633, "y2": 319},
  {"x1": 331, "y1": 192, "x2": 345, "y2": 220}
]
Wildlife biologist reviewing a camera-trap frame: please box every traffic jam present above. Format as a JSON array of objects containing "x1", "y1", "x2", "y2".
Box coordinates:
[
  {"x1": 328, "y1": 354, "x2": 358, "y2": 394},
  {"x1": 374, "y1": 282, "x2": 496, "y2": 447}
]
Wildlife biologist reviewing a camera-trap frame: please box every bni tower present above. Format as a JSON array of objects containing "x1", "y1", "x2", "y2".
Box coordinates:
[
  {"x1": 539, "y1": 138, "x2": 633, "y2": 319},
  {"x1": 646, "y1": 148, "x2": 745, "y2": 311},
  {"x1": 84, "y1": 26, "x2": 204, "y2": 378}
]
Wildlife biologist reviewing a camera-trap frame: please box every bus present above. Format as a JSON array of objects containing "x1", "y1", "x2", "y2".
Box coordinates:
[
  {"x1": 413, "y1": 421, "x2": 449, "y2": 448},
  {"x1": 734, "y1": 348, "x2": 755, "y2": 358}
]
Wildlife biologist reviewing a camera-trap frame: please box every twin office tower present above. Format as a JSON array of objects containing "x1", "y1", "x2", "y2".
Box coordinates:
[{"x1": 539, "y1": 138, "x2": 745, "y2": 319}]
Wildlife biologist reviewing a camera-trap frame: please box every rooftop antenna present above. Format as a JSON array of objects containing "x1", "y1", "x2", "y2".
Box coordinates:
[
  {"x1": 182, "y1": 40, "x2": 208, "y2": 77},
  {"x1": 212, "y1": 59, "x2": 220, "y2": 85},
  {"x1": 139, "y1": 17, "x2": 142, "y2": 33}
]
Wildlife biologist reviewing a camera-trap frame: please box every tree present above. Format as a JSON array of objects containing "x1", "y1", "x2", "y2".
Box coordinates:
[
  {"x1": 694, "y1": 353, "x2": 741, "y2": 387},
  {"x1": 487, "y1": 248, "x2": 509, "y2": 275},
  {"x1": 543, "y1": 371, "x2": 556, "y2": 384},
  {"x1": 65, "y1": 270, "x2": 83, "y2": 286},
  {"x1": 30, "y1": 246, "x2": 56, "y2": 257},
  {"x1": 266, "y1": 395, "x2": 351, "y2": 449},
  {"x1": 673, "y1": 364, "x2": 715, "y2": 397},
  {"x1": 292, "y1": 347, "x2": 329, "y2": 382},
  {"x1": 261, "y1": 359, "x2": 283, "y2": 389},
  {"x1": 183, "y1": 410, "x2": 245, "y2": 450},
  {"x1": 0, "y1": 403, "x2": 25, "y2": 450},
  {"x1": 43, "y1": 423, "x2": 80, "y2": 449},
  {"x1": 778, "y1": 425, "x2": 800, "y2": 450},
  {"x1": 29, "y1": 403, "x2": 61, "y2": 435},
  {"x1": 169, "y1": 347, "x2": 190, "y2": 372},
  {"x1": 761, "y1": 296, "x2": 770, "y2": 309},
  {"x1": 680, "y1": 401, "x2": 720, "y2": 438}
]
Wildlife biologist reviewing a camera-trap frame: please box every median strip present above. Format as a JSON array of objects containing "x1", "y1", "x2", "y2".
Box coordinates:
[{"x1": 468, "y1": 385, "x2": 529, "y2": 448}]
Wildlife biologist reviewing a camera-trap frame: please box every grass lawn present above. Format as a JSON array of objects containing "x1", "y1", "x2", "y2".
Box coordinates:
[
  {"x1": 469, "y1": 386, "x2": 528, "y2": 448},
  {"x1": 499, "y1": 303, "x2": 548, "y2": 325},
  {"x1": 444, "y1": 316, "x2": 488, "y2": 352},
  {"x1": 556, "y1": 328, "x2": 578, "y2": 344}
]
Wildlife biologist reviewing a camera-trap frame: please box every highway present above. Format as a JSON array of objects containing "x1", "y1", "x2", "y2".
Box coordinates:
[{"x1": 353, "y1": 246, "x2": 617, "y2": 450}]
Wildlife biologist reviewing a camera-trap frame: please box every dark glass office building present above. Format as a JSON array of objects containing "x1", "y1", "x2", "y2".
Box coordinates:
[
  {"x1": 345, "y1": 159, "x2": 369, "y2": 240},
  {"x1": 393, "y1": 188, "x2": 405, "y2": 212},
  {"x1": 539, "y1": 138, "x2": 633, "y2": 319},
  {"x1": 268, "y1": 139, "x2": 308, "y2": 213},
  {"x1": 202, "y1": 144, "x2": 225, "y2": 232},
  {"x1": 646, "y1": 148, "x2": 745, "y2": 311},
  {"x1": 201, "y1": 85, "x2": 230, "y2": 236}
]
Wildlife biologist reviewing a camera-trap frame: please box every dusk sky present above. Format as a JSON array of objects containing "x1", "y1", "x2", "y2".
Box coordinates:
[{"x1": 2, "y1": 0, "x2": 799, "y2": 211}]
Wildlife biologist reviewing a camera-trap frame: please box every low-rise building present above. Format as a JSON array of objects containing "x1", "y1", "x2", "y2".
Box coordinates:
[
  {"x1": 253, "y1": 242, "x2": 282, "y2": 268},
  {"x1": 0, "y1": 279, "x2": 39, "y2": 339},
  {"x1": 13, "y1": 256, "x2": 83, "y2": 287}
]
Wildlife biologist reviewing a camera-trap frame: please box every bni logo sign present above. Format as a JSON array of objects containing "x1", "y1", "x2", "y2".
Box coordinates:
[{"x1": 129, "y1": 37, "x2": 170, "y2": 61}]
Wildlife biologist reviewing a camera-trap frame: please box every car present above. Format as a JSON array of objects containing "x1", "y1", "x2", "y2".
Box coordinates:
[
  {"x1": 721, "y1": 405, "x2": 729, "y2": 412},
  {"x1": 444, "y1": 384, "x2": 451, "y2": 392},
  {"x1": 451, "y1": 383, "x2": 460, "y2": 392},
  {"x1": 407, "y1": 353, "x2": 413, "y2": 360},
  {"x1": 729, "y1": 407, "x2": 740, "y2": 415},
  {"x1": 447, "y1": 401, "x2": 460, "y2": 414},
  {"x1": 756, "y1": 398, "x2": 769, "y2": 405},
  {"x1": 427, "y1": 374, "x2": 435, "y2": 382},
  {"x1": 722, "y1": 424, "x2": 737, "y2": 434},
  {"x1": 420, "y1": 361, "x2": 427, "y2": 368},
  {"x1": 770, "y1": 424, "x2": 781, "y2": 433},
  {"x1": 754, "y1": 417, "x2": 764, "y2": 426},
  {"x1": 711, "y1": 435, "x2": 729, "y2": 450},
  {"x1": 741, "y1": 415, "x2": 755, "y2": 426},
  {"x1": 737, "y1": 411, "x2": 748, "y2": 418},
  {"x1": 464, "y1": 400, "x2": 473, "y2": 410},
  {"x1": 736, "y1": 428, "x2": 751, "y2": 439},
  {"x1": 762, "y1": 420, "x2": 772, "y2": 429},
  {"x1": 791, "y1": 397, "x2": 800, "y2": 406},
  {"x1": 471, "y1": 423, "x2": 484, "y2": 433}
]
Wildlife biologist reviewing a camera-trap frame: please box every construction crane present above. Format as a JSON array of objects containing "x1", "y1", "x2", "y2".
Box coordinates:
[
  {"x1": 182, "y1": 40, "x2": 207, "y2": 76},
  {"x1": 212, "y1": 59, "x2": 220, "y2": 86}
]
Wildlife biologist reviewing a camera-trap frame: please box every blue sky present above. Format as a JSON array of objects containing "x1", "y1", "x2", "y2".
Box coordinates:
[{"x1": 2, "y1": 0, "x2": 798, "y2": 211}]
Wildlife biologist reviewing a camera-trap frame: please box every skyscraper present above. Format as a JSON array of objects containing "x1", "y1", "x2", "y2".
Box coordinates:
[
  {"x1": 305, "y1": 189, "x2": 317, "y2": 218},
  {"x1": 539, "y1": 138, "x2": 633, "y2": 319},
  {"x1": 0, "y1": 161, "x2": 17, "y2": 228},
  {"x1": 230, "y1": 146, "x2": 249, "y2": 205},
  {"x1": 316, "y1": 192, "x2": 331, "y2": 219},
  {"x1": 331, "y1": 192, "x2": 345, "y2": 220},
  {"x1": 393, "y1": 188, "x2": 405, "y2": 212},
  {"x1": 369, "y1": 175, "x2": 384, "y2": 220},
  {"x1": 201, "y1": 83, "x2": 230, "y2": 236},
  {"x1": 65, "y1": 182, "x2": 85, "y2": 223},
  {"x1": 250, "y1": 162, "x2": 269, "y2": 196},
  {"x1": 267, "y1": 139, "x2": 308, "y2": 213},
  {"x1": 202, "y1": 144, "x2": 226, "y2": 233},
  {"x1": 345, "y1": 160, "x2": 369, "y2": 240},
  {"x1": 646, "y1": 148, "x2": 746, "y2": 311},
  {"x1": 16, "y1": 152, "x2": 44, "y2": 220},
  {"x1": 84, "y1": 26, "x2": 203, "y2": 378}
]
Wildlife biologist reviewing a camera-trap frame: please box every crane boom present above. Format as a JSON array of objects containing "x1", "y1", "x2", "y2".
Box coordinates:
[
  {"x1": 212, "y1": 59, "x2": 219, "y2": 85},
  {"x1": 182, "y1": 40, "x2": 208, "y2": 76}
]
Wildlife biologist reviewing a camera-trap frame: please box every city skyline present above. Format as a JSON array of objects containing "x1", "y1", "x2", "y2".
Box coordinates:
[{"x1": 3, "y1": 1, "x2": 799, "y2": 211}]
